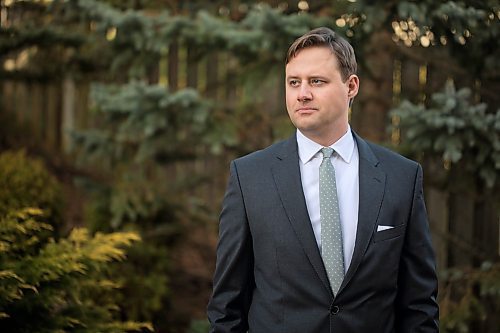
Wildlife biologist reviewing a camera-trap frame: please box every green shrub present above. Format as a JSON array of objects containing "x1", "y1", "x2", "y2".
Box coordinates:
[
  {"x1": 0, "y1": 150, "x2": 153, "y2": 332},
  {"x1": 0, "y1": 150, "x2": 62, "y2": 228},
  {"x1": 0, "y1": 208, "x2": 151, "y2": 333}
]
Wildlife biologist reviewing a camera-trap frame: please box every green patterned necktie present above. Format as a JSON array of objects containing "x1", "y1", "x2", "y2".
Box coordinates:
[{"x1": 319, "y1": 147, "x2": 345, "y2": 295}]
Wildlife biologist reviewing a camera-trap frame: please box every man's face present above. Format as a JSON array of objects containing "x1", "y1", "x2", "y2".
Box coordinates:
[{"x1": 285, "y1": 46, "x2": 359, "y2": 145}]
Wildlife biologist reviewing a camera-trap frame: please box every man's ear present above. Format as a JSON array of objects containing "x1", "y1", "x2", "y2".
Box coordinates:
[{"x1": 347, "y1": 74, "x2": 360, "y2": 99}]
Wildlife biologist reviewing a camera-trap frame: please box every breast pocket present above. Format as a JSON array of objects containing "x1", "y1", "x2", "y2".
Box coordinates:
[{"x1": 373, "y1": 224, "x2": 405, "y2": 243}]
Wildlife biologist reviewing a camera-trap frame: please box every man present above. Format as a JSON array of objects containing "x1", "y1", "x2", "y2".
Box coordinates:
[{"x1": 207, "y1": 27, "x2": 439, "y2": 333}]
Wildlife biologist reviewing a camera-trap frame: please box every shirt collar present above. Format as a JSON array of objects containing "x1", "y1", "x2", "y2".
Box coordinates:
[{"x1": 296, "y1": 127, "x2": 356, "y2": 164}]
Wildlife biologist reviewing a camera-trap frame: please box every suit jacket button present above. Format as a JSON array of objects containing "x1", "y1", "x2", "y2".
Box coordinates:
[{"x1": 330, "y1": 305, "x2": 340, "y2": 315}]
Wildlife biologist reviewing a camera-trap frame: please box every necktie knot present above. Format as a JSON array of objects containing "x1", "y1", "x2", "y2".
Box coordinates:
[{"x1": 321, "y1": 147, "x2": 334, "y2": 159}]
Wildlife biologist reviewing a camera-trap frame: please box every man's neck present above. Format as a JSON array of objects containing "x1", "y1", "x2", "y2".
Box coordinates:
[{"x1": 300, "y1": 125, "x2": 349, "y2": 147}]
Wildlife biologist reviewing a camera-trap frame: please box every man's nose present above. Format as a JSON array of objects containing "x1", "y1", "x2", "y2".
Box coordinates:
[{"x1": 297, "y1": 84, "x2": 312, "y2": 102}]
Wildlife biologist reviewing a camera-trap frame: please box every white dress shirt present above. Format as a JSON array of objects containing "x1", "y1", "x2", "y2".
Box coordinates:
[{"x1": 297, "y1": 128, "x2": 359, "y2": 273}]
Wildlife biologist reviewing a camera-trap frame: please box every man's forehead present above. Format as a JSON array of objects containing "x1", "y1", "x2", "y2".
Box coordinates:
[
  {"x1": 287, "y1": 45, "x2": 335, "y2": 63},
  {"x1": 285, "y1": 48, "x2": 339, "y2": 74}
]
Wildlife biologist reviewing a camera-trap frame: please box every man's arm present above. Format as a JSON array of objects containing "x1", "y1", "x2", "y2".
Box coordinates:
[
  {"x1": 396, "y1": 164, "x2": 440, "y2": 332},
  {"x1": 207, "y1": 161, "x2": 254, "y2": 333}
]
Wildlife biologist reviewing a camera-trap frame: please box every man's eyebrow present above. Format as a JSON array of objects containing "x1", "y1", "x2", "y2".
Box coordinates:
[
  {"x1": 285, "y1": 76, "x2": 301, "y2": 82},
  {"x1": 286, "y1": 75, "x2": 329, "y2": 80}
]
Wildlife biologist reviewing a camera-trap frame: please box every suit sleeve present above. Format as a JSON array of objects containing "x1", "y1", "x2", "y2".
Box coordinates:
[
  {"x1": 396, "y1": 164, "x2": 440, "y2": 332},
  {"x1": 207, "y1": 161, "x2": 254, "y2": 333}
]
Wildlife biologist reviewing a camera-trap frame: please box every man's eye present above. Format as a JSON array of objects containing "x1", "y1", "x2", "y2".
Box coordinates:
[
  {"x1": 289, "y1": 80, "x2": 300, "y2": 87},
  {"x1": 311, "y1": 79, "x2": 324, "y2": 85}
]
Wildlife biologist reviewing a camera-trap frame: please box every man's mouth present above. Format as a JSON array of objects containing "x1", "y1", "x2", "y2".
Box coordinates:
[{"x1": 296, "y1": 107, "x2": 318, "y2": 114}]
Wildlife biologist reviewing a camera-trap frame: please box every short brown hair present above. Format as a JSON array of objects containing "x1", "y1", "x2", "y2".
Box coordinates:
[{"x1": 286, "y1": 27, "x2": 357, "y2": 81}]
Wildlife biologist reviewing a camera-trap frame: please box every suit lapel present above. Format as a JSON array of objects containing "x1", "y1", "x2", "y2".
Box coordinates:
[
  {"x1": 339, "y1": 134, "x2": 386, "y2": 293},
  {"x1": 271, "y1": 135, "x2": 332, "y2": 294}
]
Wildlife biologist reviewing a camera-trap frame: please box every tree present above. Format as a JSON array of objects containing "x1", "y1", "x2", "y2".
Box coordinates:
[{"x1": 391, "y1": 81, "x2": 500, "y2": 193}]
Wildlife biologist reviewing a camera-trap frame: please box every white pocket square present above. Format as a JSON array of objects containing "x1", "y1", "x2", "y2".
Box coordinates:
[{"x1": 377, "y1": 225, "x2": 394, "y2": 232}]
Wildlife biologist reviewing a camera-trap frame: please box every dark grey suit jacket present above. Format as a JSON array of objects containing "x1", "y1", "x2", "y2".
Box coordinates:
[{"x1": 208, "y1": 132, "x2": 439, "y2": 333}]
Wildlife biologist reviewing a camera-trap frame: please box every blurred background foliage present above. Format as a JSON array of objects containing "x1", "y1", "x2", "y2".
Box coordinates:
[
  {"x1": 0, "y1": 151, "x2": 150, "y2": 333},
  {"x1": 0, "y1": 0, "x2": 499, "y2": 332},
  {"x1": 0, "y1": 150, "x2": 62, "y2": 227}
]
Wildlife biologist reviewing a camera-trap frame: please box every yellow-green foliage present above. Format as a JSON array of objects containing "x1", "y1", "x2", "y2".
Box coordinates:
[
  {"x1": 0, "y1": 150, "x2": 62, "y2": 226},
  {"x1": 0, "y1": 151, "x2": 152, "y2": 332},
  {"x1": 0, "y1": 208, "x2": 152, "y2": 333}
]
